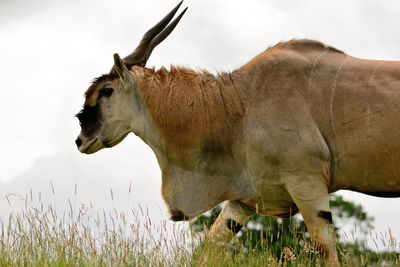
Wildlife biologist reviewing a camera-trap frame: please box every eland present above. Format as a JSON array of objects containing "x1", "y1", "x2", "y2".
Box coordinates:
[{"x1": 75, "y1": 2, "x2": 400, "y2": 265}]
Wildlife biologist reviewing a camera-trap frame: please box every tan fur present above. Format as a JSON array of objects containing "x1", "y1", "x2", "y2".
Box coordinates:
[{"x1": 77, "y1": 39, "x2": 400, "y2": 266}]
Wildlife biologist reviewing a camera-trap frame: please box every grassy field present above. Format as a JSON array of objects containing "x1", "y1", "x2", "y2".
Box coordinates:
[{"x1": 0, "y1": 192, "x2": 398, "y2": 266}]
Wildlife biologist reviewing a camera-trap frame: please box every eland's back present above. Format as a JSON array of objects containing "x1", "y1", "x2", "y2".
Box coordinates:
[{"x1": 235, "y1": 39, "x2": 400, "y2": 196}]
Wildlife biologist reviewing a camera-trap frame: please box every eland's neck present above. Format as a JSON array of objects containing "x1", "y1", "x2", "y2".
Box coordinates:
[{"x1": 130, "y1": 66, "x2": 246, "y2": 168}]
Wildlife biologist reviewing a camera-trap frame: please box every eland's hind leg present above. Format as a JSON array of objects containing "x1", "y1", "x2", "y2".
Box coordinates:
[{"x1": 195, "y1": 201, "x2": 252, "y2": 265}]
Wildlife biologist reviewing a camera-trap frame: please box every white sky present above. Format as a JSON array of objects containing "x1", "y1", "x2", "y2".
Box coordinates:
[{"x1": 1, "y1": 0, "x2": 399, "y2": 251}]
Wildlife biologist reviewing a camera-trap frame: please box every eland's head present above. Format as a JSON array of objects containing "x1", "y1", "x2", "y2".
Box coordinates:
[{"x1": 75, "y1": 2, "x2": 187, "y2": 154}]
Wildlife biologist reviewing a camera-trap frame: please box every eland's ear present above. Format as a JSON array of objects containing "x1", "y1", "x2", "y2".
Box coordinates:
[{"x1": 110, "y1": 53, "x2": 132, "y2": 82}]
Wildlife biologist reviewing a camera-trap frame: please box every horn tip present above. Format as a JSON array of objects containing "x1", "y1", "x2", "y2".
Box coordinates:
[{"x1": 176, "y1": 1, "x2": 184, "y2": 10}]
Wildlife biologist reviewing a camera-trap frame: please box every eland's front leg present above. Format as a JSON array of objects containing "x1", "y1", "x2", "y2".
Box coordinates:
[
  {"x1": 285, "y1": 175, "x2": 340, "y2": 266},
  {"x1": 207, "y1": 201, "x2": 252, "y2": 244}
]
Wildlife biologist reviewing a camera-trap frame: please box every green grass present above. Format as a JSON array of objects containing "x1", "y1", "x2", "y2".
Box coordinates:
[
  {"x1": 0, "y1": 192, "x2": 192, "y2": 266},
  {"x1": 0, "y1": 192, "x2": 398, "y2": 266}
]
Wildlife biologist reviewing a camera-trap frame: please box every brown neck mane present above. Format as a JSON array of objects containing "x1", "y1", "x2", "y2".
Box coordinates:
[{"x1": 133, "y1": 66, "x2": 245, "y2": 149}]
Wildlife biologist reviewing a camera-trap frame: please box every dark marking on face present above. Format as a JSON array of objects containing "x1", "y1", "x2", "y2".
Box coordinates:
[
  {"x1": 317, "y1": 210, "x2": 333, "y2": 224},
  {"x1": 226, "y1": 219, "x2": 243, "y2": 234},
  {"x1": 169, "y1": 209, "x2": 190, "y2": 221},
  {"x1": 76, "y1": 105, "x2": 102, "y2": 137}
]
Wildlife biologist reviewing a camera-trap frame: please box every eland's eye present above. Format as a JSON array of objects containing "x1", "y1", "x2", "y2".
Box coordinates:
[{"x1": 100, "y1": 87, "x2": 114, "y2": 97}]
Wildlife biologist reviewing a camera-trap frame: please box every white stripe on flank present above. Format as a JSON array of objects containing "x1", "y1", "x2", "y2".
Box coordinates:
[
  {"x1": 366, "y1": 61, "x2": 384, "y2": 136},
  {"x1": 329, "y1": 56, "x2": 350, "y2": 166},
  {"x1": 307, "y1": 49, "x2": 329, "y2": 103}
]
